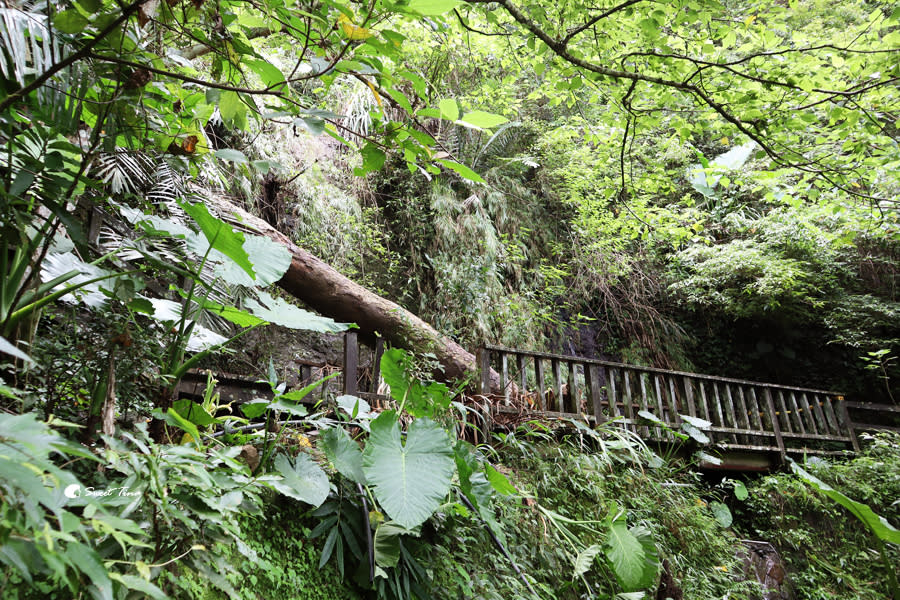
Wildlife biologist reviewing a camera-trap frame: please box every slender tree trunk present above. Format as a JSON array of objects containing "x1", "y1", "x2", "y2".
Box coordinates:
[{"x1": 207, "y1": 196, "x2": 501, "y2": 390}]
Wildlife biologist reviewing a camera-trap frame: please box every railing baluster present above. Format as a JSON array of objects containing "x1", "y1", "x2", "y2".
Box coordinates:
[
  {"x1": 638, "y1": 373, "x2": 651, "y2": 437},
  {"x1": 821, "y1": 393, "x2": 841, "y2": 435},
  {"x1": 667, "y1": 376, "x2": 682, "y2": 426},
  {"x1": 586, "y1": 364, "x2": 603, "y2": 423},
  {"x1": 748, "y1": 388, "x2": 765, "y2": 432},
  {"x1": 683, "y1": 377, "x2": 697, "y2": 418},
  {"x1": 608, "y1": 368, "x2": 619, "y2": 419},
  {"x1": 764, "y1": 388, "x2": 785, "y2": 460},
  {"x1": 372, "y1": 337, "x2": 384, "y2": 393},
  {"x1": 723, "y1": 384, "x2": 742, "y2": 443},
  {"x1": 517, "y1": 354, "x2": 527, "y2": 401},
  {"x1": 568, "y1": 362, "x2": 580, "y2": 414},
  {"x1": 535, "y1": 357, "x2": 547, "y2": 411},
  {"x1": 622, "y1": 369, "x2": 635, "y2": 431},
  {"x1": 653, "y1": 374, "x2": 671, "y2": 440},
  {"x1": 775, "y1": 390, "x2": 793, "y2": 435},
  {"x1": 502, "y1": 353, "x2": 510, "y2": 406},
  {"x1": 343, "y1": 331, "x2": 359, "y2": 396},
  {"x1": 788, "y1": 392, "x2": 806, "y2": 434},
  {"x1": 477, "y1": 347, "x2": 491, "y2": 396},
  {"x1": 837, "y1": 397, "x2": 861, "y2": 452},
  {"x1": 552, "y1": 359, "x2": 563, "y2": 413},
  {"x1": 800, "y1": 393, "x2": 820, "y2": 435}
]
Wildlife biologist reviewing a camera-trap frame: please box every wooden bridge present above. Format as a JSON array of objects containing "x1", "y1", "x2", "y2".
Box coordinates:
[
  {"x1": 475, "y1": 345, "x2": 898, "y2": 469},
  {"x1": 177, "y1": 334, "x2": 898, "y2": 470}
]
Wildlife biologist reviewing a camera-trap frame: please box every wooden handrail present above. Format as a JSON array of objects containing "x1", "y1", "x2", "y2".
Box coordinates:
[{"x1": 481, "y1": 344, "x2": 844, "y2": 396}]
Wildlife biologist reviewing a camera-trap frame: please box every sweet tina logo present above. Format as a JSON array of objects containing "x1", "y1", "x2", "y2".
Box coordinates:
[{"x1": 63, "y1": 484, "x2": 141, "y2": 499}]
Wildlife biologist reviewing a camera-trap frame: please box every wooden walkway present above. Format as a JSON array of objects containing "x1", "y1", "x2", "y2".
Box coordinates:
[
  {"x1": 476, "y1": 345, "x2": 899, "y2": 464},
  {"x1": 176, "y1": 333, "x2": 897, "y2": 469}
]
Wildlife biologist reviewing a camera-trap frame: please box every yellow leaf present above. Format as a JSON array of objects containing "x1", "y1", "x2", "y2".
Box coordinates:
[
  {"x1": 365, "y1": 79, "x2": 383, "y2": 109},
  {"x1": 338, "y1": 14, "x2": 373, "y2": 40},
  {"x1": 136, "y1": 561, "x2": 151, "y2": 580}
]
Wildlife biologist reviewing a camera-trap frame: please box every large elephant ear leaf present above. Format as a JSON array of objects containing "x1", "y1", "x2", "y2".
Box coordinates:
[
  {"x1": 362, "y1": 412, "x2": 454, "y2": 529},
  {"x1": 181, "y1": 201, "x2": 255, "y2": 280},
  {"x1": 605, "y1": 517, "x2": 658, "y2": 592},
  {"x1": 271, "y1": 453, "x2": 330, "y2": 507}
]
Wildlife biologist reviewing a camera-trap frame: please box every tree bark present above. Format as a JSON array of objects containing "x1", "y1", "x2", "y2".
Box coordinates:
[{"x1": 207, "y1": 196, "x2": 501, "y2": 390}]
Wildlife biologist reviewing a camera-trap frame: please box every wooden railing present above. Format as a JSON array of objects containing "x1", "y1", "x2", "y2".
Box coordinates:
[{"x1": 476, "y1": 345, "x2": 870, "y2": 457}]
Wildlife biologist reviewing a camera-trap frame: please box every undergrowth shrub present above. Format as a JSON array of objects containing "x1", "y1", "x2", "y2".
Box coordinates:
[
  {"x1": 426, "y1": 426, "x2": 759, "y2": 599},
  {"x1": 736, "y1": 433, "x2": 900, "y2": 600}
]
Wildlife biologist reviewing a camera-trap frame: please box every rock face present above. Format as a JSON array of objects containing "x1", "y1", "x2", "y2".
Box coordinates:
[{"x1": 739, "y1": 540, "x2": 791, "y2": 600}]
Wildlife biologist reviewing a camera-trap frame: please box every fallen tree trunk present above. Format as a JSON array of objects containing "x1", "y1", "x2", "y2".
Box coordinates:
[{"x1": 209, "y1": 196, "x2": 500, "y2": 390}]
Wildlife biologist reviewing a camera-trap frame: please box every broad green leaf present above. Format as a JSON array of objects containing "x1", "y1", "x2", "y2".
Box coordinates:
[
  {"x1": 0, "y1": 336, "x2": 34, "y2": 365},
  {"x1": 336, "y1": 395, "x2": 373, "y2": 419},
  {"x1": 680, "y1": 414, "x2": 712, "y2": 429},
  {"x1": 295, "y1": 116, "x2": 325, "y2": 136},
  {"x1": 219, "y1": 91, "x2": 246, "y2": 124},
  {"x1": 244, "y1": 58, "x2": 286, "y2": 88},
  {"x1": 271, "y1": 453, "x2": 330, "y2": 507},
  {"x1": 360, "y1": 143, "x2": 386, "y2": 172},
  {"x1": 279, "y1": 372, "x2": 341, "y2": 403},
  {"x1": 181, "y1": 201, "x2": 255, "y2": 281},
  {"x1": 108, "y1": 574, "x2": 167, "y2": 600},
  {"x1": 216, "y1": 235, "x2": 292, "y2": 287},
  {"x1": 214, "y1": 148, "x2": 248, "y2": 163},
  {"x1": 407, "y1": 0, "x2": 462, "y2": 15},
  {"x1": 710, "y1": 501, "x2": 732, "y2": 528},
  {"x1": 485, "y1": 464, "x2": 517, "y2": 495},
  {"x1": 362, "y1": 412, "x2": 455, "y2": 529},
  {"x1": 321, "y1": 427, "x2": 366, "y2": 484},
  {"x1": 374, "y1": 522, "x2": 417, "y2": 567},
  {"x1": 172, "y1": 399, "x2": 217, "y2": 427},
  {"x1": 245, "y1": 291, "x2": 350, "y2": 332},
  {"x1": 792, "y1": 462, "x2": 900, "y2": 544},
  {"x1": 436, "y1": 159, "x2": 485, "y2": 183},
  {"x1": 380, "y1": 348, "x2": 416, "y2": 405},
  {"x1": 573, "y1": 544, "x2": 602, "y2": 579},
  {"x1": 605, "y1": 521, "x2": 648, "y2": 591},
  {"x1": 637, "y1": 410, "x2": 664, "y2": 424},
  {"x1": 267, "y1": 398, "x2": 308, "y2": 417},
  {"x1": 438, "y1": 99, "x2": 459, "y2": 121},
  {"x1": 241, "y1": 400, "x2": 269, "y2": 419},
  {"x1": 681, "y1": 422, "x2": 710, "y2": 444},
  {"x1": 458, "y1": 110, "x2": 508, "y2": 129},
  {"x1": 733, "y1": 480, "x2": 749, "y2": 501},
  {"x1": 164, "y1": 408, "x2": 202, "y2": 448},
  {"x1": 54, "y1": 10, "x2": 89, "y2": 33},
  {"x1": 64, "y1": 543, "x2": 113, "y2": 600}
]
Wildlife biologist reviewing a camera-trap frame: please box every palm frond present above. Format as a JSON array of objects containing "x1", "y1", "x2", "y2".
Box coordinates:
[
  {"x1": 93, "y1": 150, "x2": 155, "y2": 195},
  {"x1": 0, "y1": 7, "x2": 61, "y2": 87}
]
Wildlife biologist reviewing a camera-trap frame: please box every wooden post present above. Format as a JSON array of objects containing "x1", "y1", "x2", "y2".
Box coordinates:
[
  {"x1": 837, "y1": 397, "x2": 861, "y2": 452},
  {"x1": 764, "y1": 389, "x2": 786, "y2": 462},
  {"x1": 476, "y1": 347, "x2": 491, "y2": 396},
  {"x1": 371, "y1": 336, "x2": 384, "y2": 393},
  {"x1": 343, "y1": 331, "x2": 358, "y2": 396},
  {"x1": 587, "y1": 364, "x2": 603, "y2": 424}
]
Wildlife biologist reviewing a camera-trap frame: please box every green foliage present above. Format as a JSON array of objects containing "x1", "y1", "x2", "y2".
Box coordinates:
[{"x1": 737, "y1": 434, "x2": 900, "y2": 600}]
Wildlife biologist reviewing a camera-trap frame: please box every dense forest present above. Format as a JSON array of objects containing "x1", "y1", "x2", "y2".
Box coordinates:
[{"x1": 1, "y1": 0, "x2": 899, "y2": 598}]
